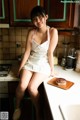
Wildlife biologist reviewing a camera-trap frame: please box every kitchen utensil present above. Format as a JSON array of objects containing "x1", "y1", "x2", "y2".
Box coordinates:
[
  {"x1": 61, "y1": 40, "x2": 70, "y2": 67},
  {"x1": 0, "y1": 64, "x2": 11, "y2": 77}
]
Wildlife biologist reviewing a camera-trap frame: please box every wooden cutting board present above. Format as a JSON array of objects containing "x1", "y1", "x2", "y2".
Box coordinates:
[{"x1": 47, "y1": 77, "x2": 74, "y2": 90}]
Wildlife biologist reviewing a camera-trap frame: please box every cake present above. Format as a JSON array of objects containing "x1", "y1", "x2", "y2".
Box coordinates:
[{"x1": 56, "y1": 78, "x2": 67, "y2": 86}]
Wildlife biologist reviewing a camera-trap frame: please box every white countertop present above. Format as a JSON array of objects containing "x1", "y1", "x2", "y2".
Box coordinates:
[
  {"x1": 43, "y1": 65, "x2": 80, "y2": 120},
  {"x1": 0, "y1": 71, "x2": 19, "y2": 82}
]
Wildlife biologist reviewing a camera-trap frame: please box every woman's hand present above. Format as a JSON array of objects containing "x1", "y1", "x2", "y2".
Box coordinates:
[
  {"x1": 50, "y1": 68, "x2": 54, "y2": 77},
  {"x1": 17, "y1": 68, "x2": 21, "y2": 78},
  {"x1": 50, "y1": 68, "x2": 59, "y2": 77}
]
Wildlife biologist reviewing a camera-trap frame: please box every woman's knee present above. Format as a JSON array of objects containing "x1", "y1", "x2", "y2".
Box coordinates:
[
  {"x1": 16, "y1": 84, "x2": 25, "y2": 97},
  {"x1": 28, "y1": 83, "x2": 38, "y2": 95},
  {"x1": 27, "y1": 83, "x2": 33, "y2": 93}
]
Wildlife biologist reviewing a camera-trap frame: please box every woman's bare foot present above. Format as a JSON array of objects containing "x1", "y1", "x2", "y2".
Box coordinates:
[{"x1": 12, "y1": 108, "x2": 21, "y2": 120}]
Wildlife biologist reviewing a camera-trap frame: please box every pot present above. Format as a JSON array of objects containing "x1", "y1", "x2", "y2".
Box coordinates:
[{"x1": 66, "y1": 56, "x2": 76, "y2": 69}]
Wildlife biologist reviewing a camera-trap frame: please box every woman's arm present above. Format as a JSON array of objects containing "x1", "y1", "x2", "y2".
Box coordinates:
[
  {"x1": 18, "y1": 30, "x2": 33, "y2": 74},
  {"x1": 48, "y1": 28, "x2": 58, "y2": 76}
]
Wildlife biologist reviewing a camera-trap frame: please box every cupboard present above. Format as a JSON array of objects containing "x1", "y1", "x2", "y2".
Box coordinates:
[
  {"x1": 0, "y1": 0, "x2": 9, "y2": 23},
  {"x1": 0, "y1": 0, "x2": 75, "y2": 28},
  {"x1": 9, "y1": 0, "x2": 44, "y2": 26},
  {"x1": 44, "y1": 0, "x2": 75, "y2": 28}
]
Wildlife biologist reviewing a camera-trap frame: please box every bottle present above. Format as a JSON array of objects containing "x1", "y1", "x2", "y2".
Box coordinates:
[{"x1": 61, "y1": 57, "x2": 66, "y2": 67}]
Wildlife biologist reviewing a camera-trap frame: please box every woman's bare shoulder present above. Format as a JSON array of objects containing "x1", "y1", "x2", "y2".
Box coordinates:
[
  {"x1": 28, "y1": 27, "x2": 36, "y2": 35},
  {"x1": 27, "y1": 28, "x2": 36, "y2": 42},
  {"x1": 50, "y1": 27, "x2": 58, "y2": 34},
  {"x1": 49, "y1": 27, "x2": 58, "y2": 42}
]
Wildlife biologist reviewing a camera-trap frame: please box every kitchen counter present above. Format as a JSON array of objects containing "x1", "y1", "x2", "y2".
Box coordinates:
[
  {"x1": 0, "y1": 56, "x2": 58, "y2": 82},
  {"x1": 43, "y1": 66, "x2": 80, "y2": 120},
  {"x1": 0, "y1": 62, "x2": 80, "y2": 120}
]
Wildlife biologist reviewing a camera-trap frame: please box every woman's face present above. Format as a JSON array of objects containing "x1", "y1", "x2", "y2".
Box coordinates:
[{"x1": 32, "y1": 14, "x2": 48, "y2": 28}]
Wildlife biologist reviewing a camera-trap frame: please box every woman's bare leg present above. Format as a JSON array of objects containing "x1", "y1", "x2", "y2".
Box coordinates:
[
  {"x1": 28, "y1": 72, "x2": 49, "y2": 120},
  {"x1": 13, "y1": 69, "x2": 33, "y2": 120},
  {"x1": 15, "y1": 69, "x2": 33, "y2": 109}
]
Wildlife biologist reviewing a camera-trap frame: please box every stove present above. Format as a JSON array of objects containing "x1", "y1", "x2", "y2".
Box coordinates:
[{"x1": 0, "y1": 64, "x2": 11, "y2": 77}]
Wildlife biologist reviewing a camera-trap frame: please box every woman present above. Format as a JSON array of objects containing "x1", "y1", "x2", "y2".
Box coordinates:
[{"x1": 13, "y1": 5, "x2": 58, "y2": 120}]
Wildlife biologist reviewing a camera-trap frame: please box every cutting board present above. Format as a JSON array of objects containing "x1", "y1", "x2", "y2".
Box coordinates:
[{"x1": 47, "y1": 77, "x2": 74, "y2": 90}]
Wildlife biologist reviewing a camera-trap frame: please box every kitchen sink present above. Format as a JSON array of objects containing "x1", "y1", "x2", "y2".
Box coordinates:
[
  {"x1": 59, "y1": 104, "x2": 80, "y2": 120},
  {"x1": 0, "y1": 64, "x2": 11, "y2": 77}
]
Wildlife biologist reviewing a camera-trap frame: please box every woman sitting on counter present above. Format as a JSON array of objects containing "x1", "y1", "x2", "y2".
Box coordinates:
[{"x1": 13, "y1": 6, "x2": 58, "y2": 120}]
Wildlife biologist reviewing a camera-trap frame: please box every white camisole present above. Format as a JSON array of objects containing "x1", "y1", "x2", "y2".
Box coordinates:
[{"x1": 23, "y1": 28, "x2": 51, "y2": 75}]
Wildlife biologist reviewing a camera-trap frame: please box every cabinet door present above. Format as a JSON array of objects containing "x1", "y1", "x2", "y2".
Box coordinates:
[
  {"x1": 0, "y1": 0, "x2": 9, "y2": 23},
  {"x1": 9, "y1": 0, "x2": 44, "y2": 26},
  {"x1": 44, "y1": 0, "x2": 75, "y2": 28},
  {"x1": 38, "y1": 83, "x2": 53, "y2": 120}
]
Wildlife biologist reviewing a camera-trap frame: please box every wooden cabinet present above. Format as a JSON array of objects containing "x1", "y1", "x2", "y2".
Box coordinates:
[
  {"x1": 44, "y1": 0, "x2": 75, "y2": 28},
  {"x1": 38, "y1": 83, "x2": 53, "y2": 120},
  {"x1": 0, "y1": 0, "x2": 9, "y2": 23},
  {"x1": 9, "y1": 0, "x2": 44, "y2": 26},
  {"x1": 8, "y1": 81, "x2": 36, "y2": 120},
  {"x1": 0, "y1": 0, "x2": 75, "y2": 28}
]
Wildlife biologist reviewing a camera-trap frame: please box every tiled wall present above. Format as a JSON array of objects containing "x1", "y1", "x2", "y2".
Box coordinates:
[
  {"x1": 0, "y1": 27, "x2": 80, "y2": 61},
  {"x1": 0, "y1": 27, "x2": 29, "y2": 60}
]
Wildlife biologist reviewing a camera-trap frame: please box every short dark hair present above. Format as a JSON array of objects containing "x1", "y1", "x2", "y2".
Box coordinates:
[{"x1": 30, "y1": 6, "x2": 46, "y2": 21}]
